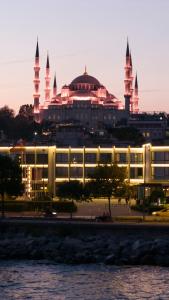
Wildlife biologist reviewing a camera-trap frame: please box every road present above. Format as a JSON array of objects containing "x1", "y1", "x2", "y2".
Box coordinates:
[
  {"x1": 2, "y1": 199, "x2": 143, "y2": 219},
  {"x1": 1, "y1": 215, "x2": 169, "y2": 227}
]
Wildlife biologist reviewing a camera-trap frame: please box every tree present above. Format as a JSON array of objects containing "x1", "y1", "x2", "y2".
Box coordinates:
[
  {"x1": 56, "y1": 180, "x2": 84, "y2": 218},
  {"x1": 0, "y1": 105, "x2": 15, "y2": 119},
  {"x1": 0, "y1": 155, "x2": 24, "y2": 218},
  {"x1": 115, "y1": 182, "x2": 135, "y2": 204},
  {"x1": 150, "y1": 189, "x2": 165, "y2": 204},
  {"x1": 12, "y1": 115, "x2": 36, "y2": 140},
  {"x1": 106, "y1": 126, "x2": 145, "y2": 145},
  {"x1": 18, "y1": 104, "x2": 34, "y2": 120},
  {"x1": 0, "y1": 106, "x2": 15, "y2": 138},
  {"x1": 0, "y1": 105, "x2": 38, "y2": 142},
  {"x1": 85, "y1": 164, "x2": 127, "y2": 217}
]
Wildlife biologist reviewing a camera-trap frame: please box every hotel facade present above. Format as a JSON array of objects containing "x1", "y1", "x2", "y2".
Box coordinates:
[{"x1": 0, "y1": 144, "x2": 169, "y2": 199}]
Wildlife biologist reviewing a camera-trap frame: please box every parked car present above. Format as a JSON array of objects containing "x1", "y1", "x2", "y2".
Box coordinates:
[
  {"x1": 43, "y1": 208, "x2": 57, "y2": 218},
  {"x1": 152, "y1": 208, "x2": 169, "y2": 217}
]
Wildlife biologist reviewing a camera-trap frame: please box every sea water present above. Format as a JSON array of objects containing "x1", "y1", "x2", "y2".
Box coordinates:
[{"x1": 0, "y1": 261, "x2": 169, "y2": 300}]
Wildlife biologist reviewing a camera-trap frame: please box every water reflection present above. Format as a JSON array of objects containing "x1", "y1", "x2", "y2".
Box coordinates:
[{"x1": 0, "y1": 261, "x2": 169, "y2": 300}]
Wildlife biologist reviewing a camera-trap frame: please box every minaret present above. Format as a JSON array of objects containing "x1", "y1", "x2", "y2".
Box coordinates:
[
  {"x1": 133, "y1": 73, "x2": 139, "y2": 113},
  {"x1": 129, "y1": 51, "x2": 134, "y2": 112},
  {"x1": 129, "y1": 52, "x2": 134, "y2": 92},
  {"x1": 33, "y1": 39, "x2": 40, "y2": 122},
  {"x1": 53, "y1": 73, "x2": 57, "y2": 98},
  {"x1": 124, "y1": 39, "x2": 132, "y2": 114},
  {"x1": 44, "y1": 53, "x2": 51, "y2": 106}
]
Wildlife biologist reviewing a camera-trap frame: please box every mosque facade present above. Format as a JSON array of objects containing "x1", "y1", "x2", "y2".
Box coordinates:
[{"x1": 33, "y1": 40, "x2": 139, "y2": 129}]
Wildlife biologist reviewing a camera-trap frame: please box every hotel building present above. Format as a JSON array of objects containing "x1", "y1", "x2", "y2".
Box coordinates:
[{"x1": 0, "y1": 144, "x2": 169, "y2": 199}]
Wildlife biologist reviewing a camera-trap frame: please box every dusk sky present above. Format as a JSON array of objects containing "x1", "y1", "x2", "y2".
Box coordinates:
[{"x1": 0, "y1": 0, "x2": 169, "y2": 114}]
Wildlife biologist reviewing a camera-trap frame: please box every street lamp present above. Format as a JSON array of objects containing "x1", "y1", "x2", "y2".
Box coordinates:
[{"x1": 34, "y1": 131, "x2": 38, "y2": 143}]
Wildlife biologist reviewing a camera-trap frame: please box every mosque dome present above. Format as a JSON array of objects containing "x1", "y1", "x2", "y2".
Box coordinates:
[{"x1": 70, "y1": 70, "x2": 101, "y2": 88}]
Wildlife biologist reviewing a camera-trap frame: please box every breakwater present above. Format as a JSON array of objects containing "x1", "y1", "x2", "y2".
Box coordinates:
[{"x1": 1, "y1": 219, "x2": 169, "y2": 266}]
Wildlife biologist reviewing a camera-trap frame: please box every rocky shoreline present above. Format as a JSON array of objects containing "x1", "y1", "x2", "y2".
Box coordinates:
[
  {"x1": 1, "y1": 235, "x2": 169, "y2": 266},
  {"x1": 1, "y1": 220, "x2": 169, "y2": 266}
]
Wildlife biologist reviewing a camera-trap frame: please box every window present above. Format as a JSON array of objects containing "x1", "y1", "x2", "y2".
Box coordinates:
[
  {"x1": 152, "y1": 152, "x2": 169, "y2": 163},
  {"x1": 56, "y1": 167, "x2": 68, "y2": 178},
  {"x1": 25, "y1": 153, "x2": 35, "y2": 164},
  {"x1": 115, "y1": 153, "x2": 127, "y2": 163},
  {"x1": 70, "y1": 153, "x2": 83, "y2": 163},
  {"x1": 100, "y1": 153, "x2": 112, "y2": 164},
  {"x1": 130, "y1": 153, "x2": 143, "y2": 163},
  {"x1": 153, "y1": 167, "x2": 169, "y2": 180},
  {"x1": 56, "y1": 153, "x2": 68, "y2": 163},
  {"x1": 85, "y1": 167, "x2": 95, "y2": 177},
  {"x1": 70, "y1": 167, "x2": 82, "y2": 178},
  {"x1": 143, "y1": 132, "x2": 150, "y2": 137},
  {"x1": 85, "y1": 153, "x2": 97, "y2": 163},
  {"x1": 130, "y1": 167, "x2": 143, "y2": 179},
  {"x1": 37, "y1": 153, "x2": 48, "y2": 164}
]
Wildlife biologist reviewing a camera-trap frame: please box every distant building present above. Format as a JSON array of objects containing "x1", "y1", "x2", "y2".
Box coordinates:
[
  {"x1": 128, "y1": 112, "x2": 167, "y2": 142},
  {"x1": 33, "y1": 40, "x2": 139, "y2": 128}
]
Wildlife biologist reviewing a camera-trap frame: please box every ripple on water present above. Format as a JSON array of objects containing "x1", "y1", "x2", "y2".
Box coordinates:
[{"x1": 0, "y1": 261, "x2": 169, "y2": 300}]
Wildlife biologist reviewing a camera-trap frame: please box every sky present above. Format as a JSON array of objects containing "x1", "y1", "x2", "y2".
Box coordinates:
[{"x1": 0, "y1": 0, "x2": 169, "y2": 114}]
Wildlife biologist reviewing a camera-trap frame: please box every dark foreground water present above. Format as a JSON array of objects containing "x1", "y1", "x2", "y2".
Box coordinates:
[{"x1": 0, "y1": 261, "x2": 169, "y2": 300}]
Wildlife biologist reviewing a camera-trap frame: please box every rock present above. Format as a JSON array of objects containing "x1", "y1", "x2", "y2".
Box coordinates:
[
  {"x1": 60, "y1": 237, "x2": 84, "y2": 253},
  {"x1": 140, "y1": 254, "x2": 155, "y2": 265},
  {"x1": 153, "y1": 239, "x2": 169, "y2": 255},
  {"x1": 104, "y1": 254, "x2": 116, "y2": 265},
  {"x1": 30, "y1": 249, "x2": 44, "y2": 259},
  {"x1": 1, "y1": 226, "x2": 169, "y2": 266},
  {"x1": 154, "y1": 255, "x2": 169, "y2": 266},
  {"x1": 132, "y1": 239, "x2": 143, "y2": 252},
  {"x1": 74, "y1": 252, "x2": 96, "y2": 264}
]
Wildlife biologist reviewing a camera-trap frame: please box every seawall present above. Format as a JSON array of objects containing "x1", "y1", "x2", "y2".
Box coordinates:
[{"x1": 1, "y1": 219, "x2": 169, "y2": 266}]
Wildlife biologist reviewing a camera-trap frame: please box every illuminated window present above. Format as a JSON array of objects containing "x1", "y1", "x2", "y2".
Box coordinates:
[
  {"x1": 130, "y1": 167, "x2": 143, "y2": 179},
  {"x1": 130, "y1": 153, "x2": 143, "y2": 163},
  {"x1": 115, "y1": 153, "x2": 127, "y2": 163}
]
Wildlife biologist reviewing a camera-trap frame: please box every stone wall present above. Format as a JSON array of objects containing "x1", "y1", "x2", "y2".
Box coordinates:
[{"x1": 0, "y1": 220, "x2": 169, "y2": 266}]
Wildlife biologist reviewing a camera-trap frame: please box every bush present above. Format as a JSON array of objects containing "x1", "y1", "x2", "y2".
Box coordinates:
[
  {"x1": 26, "y1": 201, "x2": 52, "y2": 211},
  {"x1": 0, "y1": 200, "x2": 52, "y2": 212},
  {"x1": 131, "y1": 204, "x2": 165, "y2": 214},
  {"x1": 32, "y1": 194, "x2": 52, "y2": 202},
  {"x1": 0, "y1": 201, "x2": 26, "y2": 212},
  {"x1": 0, "y1": 200, "x2": 77, "y2": 213}
]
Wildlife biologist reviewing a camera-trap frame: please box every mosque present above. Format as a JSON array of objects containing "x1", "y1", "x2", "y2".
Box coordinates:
[{"x1": 33, "y1": 40, "x2": 139, "y2": 129}]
